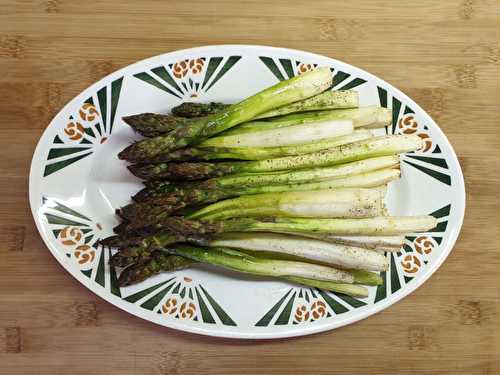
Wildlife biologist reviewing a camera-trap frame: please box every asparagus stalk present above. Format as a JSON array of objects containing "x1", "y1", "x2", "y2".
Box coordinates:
[
  {"x1": 255, "y1": 90, "x2": 358, "y2": 119},
  {"x1": 285, "y1": 277, "x2": 368, "y2": 297},
  {"x1": 120, "y1": 168, "x2": 399, "y2": 228},
  {"x1": 209, "y1": 232, "x2": 389, "y2": 271},
  {"x1": 149, "y1": 130, "x2": 374, "y2": 162},
  {"x1": 223, "y1": 106, "x2": 389, "y2": 137},
  {"x1": 118, "y1": 68, "x2": 333, "y2": 162},
  {"x1": 200, "y1": 156, "x2": 398, "y2": 191},
  {"x1": 167, "y1": 245, "x2": 357, "y2": 284},
  {"x1": 143, "y1": 135, "x2": 421, "y2": 180},
  {"x1": 120, "y1": 169, "x2": 400, "y2": 225},
  {"x1": 170, "y1": 91, "x2": 357, "y2": 120},
  {"x1": 163, "y1": 216, "x2": 438, "y2": 237},
  {"x1": 171, "y1": 102, "x2": 229, "y2": 118},
  {"x1": 288, "y1": 234, "x2": 405, "y2": 251},
  {"x1": 118, "y1": 250, "x2": 369, "y2": 296},
  {"x1": 199, "y1": 120, "x2": 353, "y2": 148},
  {"x1": 132, "y1": 157, "x2": 398, "y2": 201},
  {"x1": 122, "y1": 113, "x2": 189, "y2": 137},
  {"x1": 190, "y1": 188, "x2": 387, "y2": 220},
  {"x1": 118, "y1": 252, "x2": 195, "y2": 286},
  {"x1": 128, "y1": 91, "x2": 359, "y2": 138}
]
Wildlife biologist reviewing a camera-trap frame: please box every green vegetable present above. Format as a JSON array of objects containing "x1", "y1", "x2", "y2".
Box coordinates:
[
  {"x1": 143, "y1": 135, "x2": 421, "y2": 180},
  {"x1": 255, "y1": 90, "x2": 358, "y2": 119},
  {"x1": 164, "y1": 216, "x2": 438, "y2": 237},
  {"x1": 122, "y1": 113, "x2": 189, "y2": 137},
  {"x1": 199, "y1": 120, "x2": 353, "y2": 148},
  {"x1": 189, "y1": 188, "x2": 387, "y2": 220},
  {"x1": 118, "y1": 68, "x2": 333, "y2": 162},
  {"x1": 150, "y1": 130, "x2": 374, "y2": 162},
  {"x1": 223, "y1": 106, "x2": 389, "y2": 136},
  {"x1": 120, "y1": 169, "x2": 400, "y2": 226},
  {"x1": 117, "y1": 253, "x2": 195, "y2": 287},
  {"x1": 288, "y1": 234, "x2": 405, "y2": 251},
  {"x1": 131, "y1": 156, "x2": 398, "y2": 201},
  {"x1": 168, "y1": 245, "x2": 356, "y2": 283},
  {"x1": 171, "y1": 102, "x2": 229, "y2": 118},
  {"x1": 209, "y1": 232, "x2": 389, "y2": 271}
]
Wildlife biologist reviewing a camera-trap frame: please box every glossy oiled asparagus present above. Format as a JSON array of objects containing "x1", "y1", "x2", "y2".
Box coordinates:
[
  {"x1": 167, "y1": 245, "x2": 357, "y2": 284},
  {"x1": 149, "y1": 130, "x2": 374, "y2": 162},
  {"x1": 119, "y1": 169, "x2": 400, "y2": 227},
  {"x1": 118, "y1": 68, "x2": 333, "y2": 162},
  {"x1": 189, "y1": 188, "x2": 387, "y2": 220},
  {"x1": 255, "y1": 90, "x2": 358, "y2": 119},
  {"x1": 225, "y1": 106, "x2": 390, "y2": 136},
  {"x1": 122, "y1": 113, "x2": 189, "y2": 137},
  {"x1": 170, "y1": 91, "x2": 358, "y2": 121},
  {"x1": 171, "y1": 102, "x2": 229, "y2": 118},
  {"x1": 199, "y1": 120, "x2": 353, "y2": 148},
  {"x1": 117, "y1": 248, "x2": 370, "y2": 296},
  {"x1": 131, "y1": 156, "x2": 398, "y2": 202},
  {"x1": 130, "y1": 135, "x2": 420, "y2": 180},
  {"x1": 209, "y1": 232, "x2": 389, "y2": 271},
  {"x1": 163, "y1": 216, "x2": 438, "y2": 237},
  {"x1": 289, "y1": 234, "x2": 405, "y2": 251},
  {"x1": 117, "y1": 253, "x2": 195, "y2": 286}
]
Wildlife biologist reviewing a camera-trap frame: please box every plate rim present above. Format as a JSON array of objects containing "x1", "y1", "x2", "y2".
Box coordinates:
[{"x1": 29, "y1": 44, "x2": 466, "y2": 339}]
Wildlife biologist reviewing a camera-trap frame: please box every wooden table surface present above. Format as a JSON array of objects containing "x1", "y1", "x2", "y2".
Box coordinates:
[{"x1": 1, "y1": 1, "x2": 499, "y2": 374}]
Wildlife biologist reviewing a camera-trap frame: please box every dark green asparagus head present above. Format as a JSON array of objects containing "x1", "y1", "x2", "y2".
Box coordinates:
[
  {"x1": 171, "y1": 102, "x2": 229, "y2": 118},
  {"x1": 161, "y1": 217, "x2": 226, "y2": 236},
  {"x1": 129, "y1": 161, "x2": 232, "y2": 181},
  {"x1": 122, "y1": 113, "x2": 188, "y2": 137},
  {"x1": 117, "y1": 252, "x2": 196, "y2": 287}
]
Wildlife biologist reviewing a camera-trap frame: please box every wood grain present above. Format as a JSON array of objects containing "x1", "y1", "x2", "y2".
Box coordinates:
[{"x1": 1, "y1": 0, "x2": 499, "y2": 373}]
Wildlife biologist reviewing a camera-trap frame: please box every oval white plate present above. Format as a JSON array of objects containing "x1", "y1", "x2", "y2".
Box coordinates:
[{"x1": 29, "y1": 45, "x2": 465, "y2": 339}]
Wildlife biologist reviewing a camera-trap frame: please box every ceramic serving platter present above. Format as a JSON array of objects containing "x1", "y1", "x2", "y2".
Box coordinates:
[{"x1": 29, "y1": 45, "x2": 465, "y2": 339}]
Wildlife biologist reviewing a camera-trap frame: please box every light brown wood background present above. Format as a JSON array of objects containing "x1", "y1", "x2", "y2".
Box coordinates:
[{"x1": 1, "y1": 0, "x2": 499, "y2": 374}]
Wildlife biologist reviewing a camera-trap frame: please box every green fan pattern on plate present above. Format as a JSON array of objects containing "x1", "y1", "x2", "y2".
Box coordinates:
[
  {"x1": 255, "y1": 204, "x2": 451, "y2": 326},
  {"x1": 374, "y1": 203, "x2": 451, "y2": 303},
  {"x1": 259, "y1": 56, "x2": 367, "y2": 90},
  {"x1": 255, "y1": 287, "x2": 367, "y2": 327},
  {"x1": 42, "y1": 197, "x2": 121, "y2": 296},
  {"x1": 43, "y1": 77, "x2": 124, "y2": 177},
  {"x1": 124, "y1": 277, "x2": 237, "y2": 326},
  {"x1": 377, "y1": 86, "x2": 451, "y2": 186},
  {"x1": 134, "y1": 55, "x2": 242, "y2": 99},
  {"x1": 41, "y1": 197, "x2": 236, "y2": 326}
]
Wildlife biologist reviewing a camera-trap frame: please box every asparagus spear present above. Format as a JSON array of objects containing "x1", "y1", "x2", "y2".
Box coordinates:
[
  {"x1": 209, "y1": 232, "x2": 389, "y2": 271},
  {"x1": 148, "y1": 130, "x2": 374, "y2": 162},
  {"x1": 131, "y1": 135, "x2": 421, "y2": 180},
  {"x1": 287, "y1": 234, "x2": 405, "y2": 251},
  {"x1": 171, "y1": 102, "x2": 229, "y2": 118},
  {"x1": 118, "y1": 68, "x2": 333, "y2": 162},
  {"x1": 254, "y1": 90, "x2": 358, "y2": 119},
  {"x1": 198, "y1": 120, "x2": 353, "y2": 148},
  {"x1": 127, "y1": 91, "x2": 359, "y2": 138},
  {"x1": 285, "y1": 277, "x2": 368, "y2": 297},
  {"x1": 189, "y1": 188, "x2": 387, "y2": 220},
  {"x1": 120, "y1": 169, "x2": 400, "y2": 225},
  {"x1": 111, "y1": 214, "x2": 428, "y2": 276},
  {"x1": 132, "y1": 156, "x2": 398, "y2": 201},
  {"x1": 118, "y1": 249, "x2": 369, "y2": 296},
  {"x1": 118, "y1": 252, "x2": 195, "y2": 286},
  {"x1": 224, "y1": 106, "x2": 389, "y2": 136},
  {"x1": 170, "y1": 91, "x2": 357, "y2": 120},
  {"x1": 122, "y1": 113, "x2": 189, "y2": 137},
  {"x1": 163, "y1": 216, "x2": 438, "y2": 237},
  {"x1": 166, "y1": 245, "x2": 359, "y2": 284}
]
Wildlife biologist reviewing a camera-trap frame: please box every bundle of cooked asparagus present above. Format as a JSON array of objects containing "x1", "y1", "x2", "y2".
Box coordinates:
[{"x1": 104, "y1": 67, "x2": 436, "y2": 298}]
